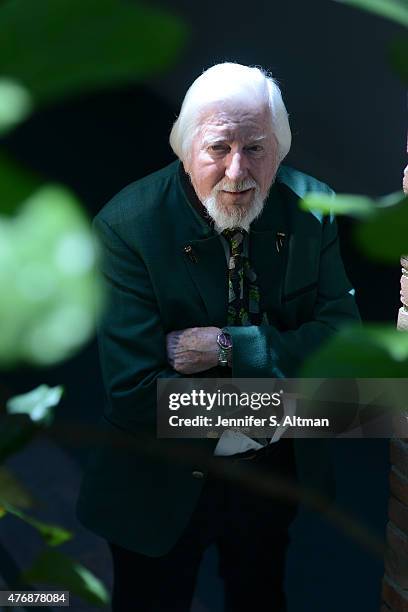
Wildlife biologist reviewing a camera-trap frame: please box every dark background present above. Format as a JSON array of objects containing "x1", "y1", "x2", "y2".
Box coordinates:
[{"x1": 0, "y1": 0, "x2": 406, "y2": 610}]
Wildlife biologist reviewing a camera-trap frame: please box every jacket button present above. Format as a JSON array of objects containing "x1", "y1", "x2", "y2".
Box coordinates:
[{"x1": 192, "y1": 470, "x2": 205, "y2": 479}]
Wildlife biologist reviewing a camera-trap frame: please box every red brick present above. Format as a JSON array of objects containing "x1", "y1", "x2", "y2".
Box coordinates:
[
  {"x1": 387, "y1": 523, "x2": 408, "y2": 557},
  {"x1": 385, "y1": 521, "x2": 408, "y2": 587},
  {"x1": 382, "y1": 576, "x2": 408, "y2": 611},
  {"x1": 389, "y1": 497, "x2": 408, "y2": 535},
  {"x1": 402, "y1": 275, "x2": 408, "y2": 307},
  {"x1": 390, "y1": 468, "x2": 408, "y2": 506},
  {"x1": 398, "y1": 307, "x2": 408, "y2": 331},
  {"x1": 391, "y1": 440, "x2": 408, "y2": 474}
]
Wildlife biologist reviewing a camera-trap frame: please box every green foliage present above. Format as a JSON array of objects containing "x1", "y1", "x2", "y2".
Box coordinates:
[
  {"x1": 355, "y1": 195, "x2": 408, "y2": 262},
  {"x1": 301, "y1": 191, "x2": 405, "y2": 219},
  {"x1": 0, "y1": 414, "x2": 36, "y2": 463},
  {"x1": 388, "y1": 36, "x2": 408, "y2": 83},
  {"x1": 0, "y1": 0, "x2": 188, "y2": 105},
  {"x1": 0, "y1": 0, "x2": 187, "y2": 604},
  {"x1": 0, "y1": 387, "x2": 107, "y2": 603},
  {"x1": 305, "y1": 1, "x2": 407, "y2": 378},
  {"x1": 0, "y1": 153, "x2": 43, "y2": 215},
  {"x1": 0, "y1": 386, "x2": 71, "y2": 544},
  {"x1": 4, "y1": 504, "x2": 73, "y2": 547},
  {"x1": 0, "y1": 185, "x2": 104, "y2": 367},
  {"x1": 335, "y1": 0, "x2": 408, "y2": 27},
  {"x1": 301, "y1": 192, "x2": 375, "y2": 219},
  {"x1": 301, "y1": 192, "x2": 407, "y2": 262},
  {"x1": 23, "y1": 549, "x2": 109, "y2": 606},
  {"x1": 0, "y1": 467, "x2": 35, "y2": 509},
  {"x1": 7, "y1": 385, "x2": 64, "y2": 425},
  {"x1": 0, "y1": 78, "x2": 32, "y2": 136},
  {"x1": 301, "y1": 324, "x2": 408, "y2": 377}
]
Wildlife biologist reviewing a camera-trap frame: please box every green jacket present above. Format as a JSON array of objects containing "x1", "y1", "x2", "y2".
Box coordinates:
[{"x1": 76, "y1": 160, "x2": 360, "y2": 557}]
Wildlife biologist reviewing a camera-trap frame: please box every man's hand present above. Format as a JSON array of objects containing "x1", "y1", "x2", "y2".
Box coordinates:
[{"x1": 166, "y1": 327, "x2": 221, "y2": 374}]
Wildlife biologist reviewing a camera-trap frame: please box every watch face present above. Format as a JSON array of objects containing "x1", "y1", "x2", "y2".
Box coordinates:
[{"x1": 218, "y1": 332, "x2": 232, "y2": 350}]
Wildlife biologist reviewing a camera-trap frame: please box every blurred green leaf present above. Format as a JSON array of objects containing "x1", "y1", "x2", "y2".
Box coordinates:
[
  {"x1": 5, "y1": 504, "x2": 72, "y2": 546},
  {"x1": 0, "y1": 152, "x2": 43, "y2": 215},
  {"x1": 0, "y1": 466, "x2": 35, "y2": 509},
  {"x1": 334, "y1": 0, "x2": 408, "y2": 28},
  {"x1": 0, "y1": 414, "x2": 37, "y2": 463},
  {"x1": 0, "y1": 0, "x2": 188, "y2": 104},
  {"x1": 0, "y1": 184, "x2": 105, "y2": 367},
  {"x1": 23, "y1": 549, "x2": 109, "y2": 606},
  {"x1": 388, "y1": 37, "x2": 408, "y2": 83},
  {"x1": 376, "y1": 191, "x2": 407, "y2": 208},
  {"x1": 0, "y1": 78, "x2": 32, "y2": 135},
  {"x1": 355, "y1": 194, "x2": 408, "y2": 262},
  {"x1": 0, "y1": 505, "x2": 6, "y2": 518},
  {"x1": 301, "y1": 191, "x2": 407, "y2": 263},
  {"x1": 300, "y1": 192, "x2": 376, "y2": 219},
  {"x1": 7, "y1": 384, "x2": 63, "y2": 425},
  {"x1": 301, "y1": 324, "x2": 408, "y2": 378}
]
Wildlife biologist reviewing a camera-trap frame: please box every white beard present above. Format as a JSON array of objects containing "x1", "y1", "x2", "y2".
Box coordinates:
[{"x1": 201, "y1": 179, "x2": 269, "y2": 232}]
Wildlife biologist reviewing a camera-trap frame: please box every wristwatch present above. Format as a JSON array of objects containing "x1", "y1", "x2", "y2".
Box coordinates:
[{"x1": 216, "y1": 330, "x2": 232, "y2": 366}]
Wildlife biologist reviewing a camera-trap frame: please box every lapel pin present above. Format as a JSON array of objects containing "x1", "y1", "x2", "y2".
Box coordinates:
[
  {"x1": 276, "y1": 232, "x2": 286, "y2": 253},
  {"x1": 183, "y1": 244, "x2": 198, "y2": 263}
]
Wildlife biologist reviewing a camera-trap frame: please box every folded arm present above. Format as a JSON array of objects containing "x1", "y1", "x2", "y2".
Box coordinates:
[
  {"x1": 225, "y1": 215, "x2": 361, "y2": 377},
  {"x1": 167, "y1": 215, "x2": 360, "y2": 377}
]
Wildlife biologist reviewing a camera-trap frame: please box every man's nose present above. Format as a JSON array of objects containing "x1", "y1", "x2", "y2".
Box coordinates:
[{"x1": 225, "y1": 152, "x2": 248, "y2": 182}]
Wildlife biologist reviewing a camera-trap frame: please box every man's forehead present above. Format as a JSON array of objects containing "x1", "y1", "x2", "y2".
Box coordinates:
[
  {"x1": 199, "y1": 103, "x2": 269, "y2": 126},
  {"x1": 197, "y1": 105, "x2": 271, "y2": 140}
]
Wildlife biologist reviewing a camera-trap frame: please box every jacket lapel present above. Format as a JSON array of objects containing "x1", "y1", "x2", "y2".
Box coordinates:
[
  {"x1": 182, "y1": 234, "x2": 228, "y2": 328},
  {"x1": 249, "y1": 182, "x2": 291, "y2": 313}
]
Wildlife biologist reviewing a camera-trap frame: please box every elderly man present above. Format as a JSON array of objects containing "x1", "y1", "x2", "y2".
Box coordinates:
[{"x1": 77, "y1": 63, "x2": 360, "y2": 611}]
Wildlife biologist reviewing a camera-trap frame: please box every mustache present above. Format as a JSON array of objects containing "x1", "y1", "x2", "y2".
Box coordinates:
[{"x1": 214, "y1": 178, "x2": 258, "y2": 193}]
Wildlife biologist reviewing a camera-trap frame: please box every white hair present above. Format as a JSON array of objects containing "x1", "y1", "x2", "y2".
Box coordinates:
[{"x1": 169, "y1": 62, "x2": 291, "y2": 164}]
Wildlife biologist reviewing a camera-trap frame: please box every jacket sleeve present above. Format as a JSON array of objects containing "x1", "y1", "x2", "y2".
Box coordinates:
[
  {"x1": 93, "y1": 216, "x2": 180, "y2": 430},
  {"x1": 224, "y1": 215, "x2": 361, "y2": 377}
]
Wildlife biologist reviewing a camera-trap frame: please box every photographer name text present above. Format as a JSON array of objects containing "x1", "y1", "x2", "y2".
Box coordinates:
[{"x1": 168, "y1": 415, "x2": 330, "y2": 428}]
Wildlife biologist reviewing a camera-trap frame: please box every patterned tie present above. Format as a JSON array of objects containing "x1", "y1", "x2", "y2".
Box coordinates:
[
  {"x1": 222, "y1": 229, "x2": 271, "y2": 446},
  {"x1": 221, "y1": 229, "x2": 268, "y2": 327}
]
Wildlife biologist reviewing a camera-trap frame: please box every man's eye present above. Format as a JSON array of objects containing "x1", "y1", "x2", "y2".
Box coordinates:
[
  {"x1": 246, "y1": 145, "x2": 263, "y2": 152},
  {"x1": 209, "y1": 144, "x2": 228, "y2": 153}
]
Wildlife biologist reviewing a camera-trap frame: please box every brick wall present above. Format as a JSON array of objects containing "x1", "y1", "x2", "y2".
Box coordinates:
[
  {"x1": 399, "y1": 256, "x2": 408, "y2": 331},
  {"x1": 381, "y1": 166, "x2": 408, "y2": 610}
]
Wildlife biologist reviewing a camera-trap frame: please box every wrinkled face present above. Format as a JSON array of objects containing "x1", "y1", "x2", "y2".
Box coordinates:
[{"x1": 184, "y1": 103, "x2": 279, "y2": 229}]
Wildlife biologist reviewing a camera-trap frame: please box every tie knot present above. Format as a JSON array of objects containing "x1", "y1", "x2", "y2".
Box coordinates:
[{"x1": 222, "y1": 229, "x2": 246, "y2": 255}]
